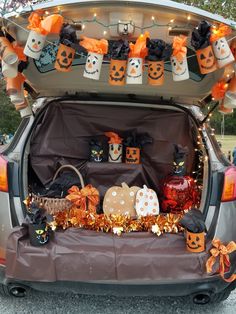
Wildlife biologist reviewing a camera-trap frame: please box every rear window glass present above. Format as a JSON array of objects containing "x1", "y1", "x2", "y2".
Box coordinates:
[{"x1": 34, "y1": 41, "x2": 204, "y2": 82}]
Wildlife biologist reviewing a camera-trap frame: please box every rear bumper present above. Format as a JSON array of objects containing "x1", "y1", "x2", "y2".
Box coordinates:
[{"x1": 0, "y1": 265, "x2": 234, "y2": 297}]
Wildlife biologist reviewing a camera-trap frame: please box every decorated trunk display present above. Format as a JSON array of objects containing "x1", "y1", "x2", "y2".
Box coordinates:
[
  {"x1": 191, "y1": 21, "x2": 217, "y2": 75},
  {"x1": 161, "y1": 144, "x2": 200, "y2": 213},
  {"x1": 55, "y1": 24, "x2": 76, "y2": 72},
  {"x1": 109, "y1": 40, "x2": 129, "y2": 86},
  {"x1": 105, "y1": 132, "x2": 123, "y2": 163},
  {"x1": 24, "y1": 12, "x2": 64, "y2": 60},
  {"x1": 103, "y1": 182, "x2": 140, "y2": 216},
  {"x1": 146, "y1": 38, "x2": 172, "y2": 85},
  {"x1": 171, "y1": 35, "x2": 189, "y2": 82},
  {"x1": 80, "y1": 37, "x2": 108, "y2": 80},
  {"x1": 211, "y1": 23, "x2": 234, "y2": 68},
  {"x1": 126, "y1": 32, "x2": 149, "y2": 84}
]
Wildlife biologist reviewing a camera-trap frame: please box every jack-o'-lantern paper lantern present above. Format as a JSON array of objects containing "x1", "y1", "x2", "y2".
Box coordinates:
[
  {"x1": 126, "y1": 32, "x2": 149, "y2": 84},
  {"x1": 124, "y1": 132, "x2": 152, "y2": 164},
  {"x1": 55, "y1": 24, "x2": 77, "y2": 72},
  {"x1": 80, "y1": 37, "x2": 108, "y2": 80},
  {"x1": 105, "y1": 132, "x2": 123, "y2": 163},
  {"x1": 103, "y1": 182, "x2": 140, "y2": 216},
  {"x1": 24, "y1": 13, "x2": 64, "y2": 60},
  {"x1": 211, "y1": 24, "x2": 234, "y2": 68},
  {"x1": 0, "y1": 30, "x2": 18, "y2": 65},
  {"x1": 223, "y1": 75, "x2": 236, "y2": 109},
  {"x1": 6, "y1": 72, "x2": 25, "y2": 105},
  {"x1": 135, "y1": 185, "x2": 160, "y2": 216},
  {"x1": 109, "y1": 40, "x2": 129, "y2": 86},
  {"x1": 146, "y1": 39, "x2": 172, "y2": 85},
  {"x1": 126, "y1": 147, "x2": 140, "y2": 164},
  {"x1": 191, "y1": 21, "x2": 217, "y2": 75},
  {"x1": 171, "y1": 35, "x2": 189, "y2": 81},
  {"x1": 180, "y1": 209, "x2": 206, "y2": 253},
  {"x1": 161, "y1": 144, "x2": 200, "y2": 213}
]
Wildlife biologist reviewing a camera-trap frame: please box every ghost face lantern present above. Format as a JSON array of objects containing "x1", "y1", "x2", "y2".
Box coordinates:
[
  {"x1": 23, "y1": 30, "x2": 46, "y2": 60},
  {"x1": 148, "y1": 60, "x2": 164, "y2": 85},
  {"x1": 55, "y1": 44, "x2": 75, "y2": 72},
  {"x1": 108, "y1": 143, "x2": 123, "y2": 163},
  {"x1": 109, "y1": 59, "x2": 126, "y2": 86},
  {"x1": 186, "y1": 230, "x2": 205, "y2": 253},
  {"x1": 212, "y1": 37, "x2": 234, "y2": 68},
  {"x1": 196, "y1": 46, "x2": 217, "y2": 75},
  {"x1": 84, "y1": 52, "x2": 103, "y2": 80},
  {"x1": 126, "y1": 58, "x2": 143, "y2": 84},
  {"x1": 171, "y1": 56, "x2": 189, "y2": 82},
  {"x1": 125, "y1": 147, "x2": 140, "y2": 164}
]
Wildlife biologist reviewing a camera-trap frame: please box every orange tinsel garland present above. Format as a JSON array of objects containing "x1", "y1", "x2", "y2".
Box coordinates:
[{"x1": 206, "y1": 239, "x2": 236, "y2": 283}]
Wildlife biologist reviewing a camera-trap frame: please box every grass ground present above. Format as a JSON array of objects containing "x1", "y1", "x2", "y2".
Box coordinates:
[{"x1": 215, "y1": 135, "x2": 236, "y2": 159}]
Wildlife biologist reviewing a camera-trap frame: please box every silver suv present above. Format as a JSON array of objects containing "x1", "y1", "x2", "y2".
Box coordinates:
[{"x1": 0, "y1": 0, "x2": 236, "y2": 304}]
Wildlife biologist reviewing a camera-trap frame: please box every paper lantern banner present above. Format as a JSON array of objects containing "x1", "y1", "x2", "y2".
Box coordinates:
[
  {"x1": 105, "y1": 132, "x2": 123, "y2": 163},
  {"x1": 171, "y1": 55, "x2": 189, "y2": 82},
  {"x1": 24, "y1": 30, "x2": 46, "y2": 60},
  {"x1": 0, "y1": 36, "x2": 18, "y2": 65},
  {"x1": 1, "y1": 59, "x2": 18, "y2": 78},
  {"x1": 148, "y1": 60, "x2": 164, "y2": 85},
  {"x1": 6, "y1": 72, "x2": 25, "y2": 105},
  {"x1": 126, "y1": 57, "x2": 143, "y2": 84},
  {"x1": 55, "y1": 43, "x2": 75, "y2": 72},
  {"x1": 196, "y1": 45, "x2": 217, "y2": 75}
]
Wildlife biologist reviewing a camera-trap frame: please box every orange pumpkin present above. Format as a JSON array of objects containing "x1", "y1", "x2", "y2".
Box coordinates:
[
  {"x1": 109, "y1": 59, "x2": 126, "y2": 86},
  {"x1": 55, "y1": 43, "x2": 75, "y2": 72},
  {"x1": 196, "y1": 45, "x2": 217, "y2": 75},
  {"x1": 103, "y1": 182, "x2": 140, "y2": 216},
  {"x1": 186, "y1": 230, "x2": 205, "y2": 253},
  {"x1": 148, "y1": 60, "x2": 164, "y2": 85},
  {"x1": 125, "y1": 147, "x2": 140, "y2": 164}
]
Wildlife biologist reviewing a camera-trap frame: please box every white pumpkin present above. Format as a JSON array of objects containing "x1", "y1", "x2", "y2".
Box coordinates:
[{"x1": 135, "y1": 185, "x2": 159, "y2": 216}]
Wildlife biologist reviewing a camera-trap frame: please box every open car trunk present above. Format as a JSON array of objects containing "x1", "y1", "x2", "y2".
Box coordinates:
[{"x1": 6, "y1": 99, "x2": 211, "y2": 283}]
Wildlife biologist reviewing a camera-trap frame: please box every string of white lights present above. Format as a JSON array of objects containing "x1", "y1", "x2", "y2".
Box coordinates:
[{"x1": 2, "y1": 15, "x2": 236, "y2": 64}]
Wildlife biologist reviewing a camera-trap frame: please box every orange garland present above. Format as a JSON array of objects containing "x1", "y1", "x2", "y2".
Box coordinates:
[
  {"x1": 211, "y1": 81, "x2": 228, "y2": 100},
  {"x1": 206, "y1": 239, "x2": 236, "y2": 282}
]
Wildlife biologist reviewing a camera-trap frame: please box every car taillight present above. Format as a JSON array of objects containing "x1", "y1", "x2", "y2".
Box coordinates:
[
  {"x1": 0, "y1": 155, "x2": 8, "y2": 192},
  {"x1": 221, "y1": 166, "x2": 236, "y2": 202}
]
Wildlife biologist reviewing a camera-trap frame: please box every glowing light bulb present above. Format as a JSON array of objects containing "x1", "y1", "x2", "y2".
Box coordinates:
[
  {"x1": 103, "y1": 30, "x2": 107, "y2": 35},
  {"x1": 45, "y1": 10, "x2": 49, "y2": 15},
  {"x1": 94, "y1": 13, "x2": 97, "y2": 18},
  {"x1": 170, "y1": 19, "x2": 174, "y2": 23},
  {"x1": 187, "y1": 15, "x2": 191, "y2": 20},
  {"x1": 151, "y1": 16, "x2": 155, "y2": 21},
  {"x1": 82, "y1": 24, "x2": 85, "y2": 30},
  {"x1": 168, "y1": 26, "x2": 172, "y2": 31}
]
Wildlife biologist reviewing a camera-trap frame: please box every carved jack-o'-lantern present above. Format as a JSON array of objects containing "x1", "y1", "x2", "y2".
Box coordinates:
[
  {"x1": 109, "y1": 59, "x2": 126, "y2": 86},
  {"x1": 148, "y1": 60, "x2": 164, "y2": 85},
  {"x1": 125, "y1": 147, "x2": 140, "y2": 164},
  {"x1": 212, "y1": 37, "x2": 234, "y2": 68},
  {"x1": 196, "y1": 45, "x2": 217, "y2": 75},
  {"x1": 103, "y1": 182, "x2": 140, "y2": 216},
  {"x1": 55, "y1": 43, "x2": 75, "y2": 72},
  {"x1": 186, "y1": 230, "x2": 205, "y2": 253}
]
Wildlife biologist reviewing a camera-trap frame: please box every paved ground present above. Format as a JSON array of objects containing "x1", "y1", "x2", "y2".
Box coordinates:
[{"x1": 0, "y1": 289, "x2": 236, "y2": 314}]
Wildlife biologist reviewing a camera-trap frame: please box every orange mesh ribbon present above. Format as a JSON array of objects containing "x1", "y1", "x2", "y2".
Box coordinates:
[
  {"x1": 79, "y1": 37, "x2": 108, "y2": 54},
  {"x1": 12, "y1": 43, "x2": 27, "y2": 61},
  {"x1": 27, "y1": 12, "x2": 64, "y2": 35},
  {"x1": 206, "y1": 239, "x2": 236, "y2": 283},
  {"x1": 105, "y1": 132, "x2": 123, "y2": 144},
  {"x1": 211, "y1": 81, "x2": 228, "y2": 100},
  {"x1": 210, "y1": 24, "x2": 232, "y2": 43},
  {"x1": 66, "y1": 185, "x2": 100, "y2": 212},
  {"x1": 128, "y1": 32, "x2": 149, "y2": 59},
  {"x1": 172, "y1": 35, "x2": 187, "y2": 62}
]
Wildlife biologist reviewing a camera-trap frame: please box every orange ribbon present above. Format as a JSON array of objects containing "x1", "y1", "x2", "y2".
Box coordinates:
[
  {"x1": 129, "y1": 32, "x2": 149, "y2": 59},
  {"x1": 27, "y1": 12, "x2": 64, "y2": 35},
  {"x1": 105, "y1": 132, "x2": 123, "y2": 144},
  {"x1": 66, "y1": 185, "x2": 100, "y2": 212},
  {"x1": 172, "y1": 35, "x2": 187, "y2": 62},
  {"x1": 210, "y1": 24, "x2": 232, "y2": 43},
  {"x1": 211, "y1": 80, "x2": 228, "y2": 100},
  {"x1": 206, "y1": 239, "x2": 236, "y2": 283},
  {"x1": 12, "y1": 42, "x2": 27, "y2": 62},
  {"x1": 80, "y1": 37, "x2": 108, "y2": 54}
]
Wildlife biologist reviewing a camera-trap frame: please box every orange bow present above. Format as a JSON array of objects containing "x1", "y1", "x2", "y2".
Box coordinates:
[
  {"x1": 80, "y1": 37, "x2": 108, "y2": 54},
  {"x1": 129, "y1": 32, "x2": 149, "y2": 59},
  {"x1": 211, "y1": 80, "x2": 228, "y2": 100},
  {"x1": 66, "y1": 185, "x2": 100, "y2": 212},
  {"x1": 27, "y1": 12, "x2": 64, "y2": 35},
  {"x1": 206, "y1": 239, "x2": 236, "y2": 283},
  {"x1": 210, "y1": 24, "x2": 232, "y2": 43},
  {"x1": 172, "y1": 35, "x2": 187, "y2": 62},
  {"x1": 105, "y1": 132, "x2": 123, "y2": 144}
]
